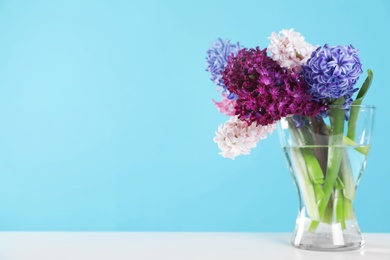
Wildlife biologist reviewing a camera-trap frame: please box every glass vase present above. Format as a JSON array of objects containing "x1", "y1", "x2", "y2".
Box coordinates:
[{"x1": 277, "y1": 105, "x2": 375, "y2": 251}]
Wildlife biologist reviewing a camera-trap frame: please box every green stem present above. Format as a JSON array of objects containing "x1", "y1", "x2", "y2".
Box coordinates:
[
  {"x1": 308, "y1": 117, "x2": 329, "y2": 175},
  {"x1": 344, "y1": 198, "x2": 355, "y2": 220},
  {"x1": 334, "y1": 179, "x2": 346, "y2": 230},
  {"x1": 338, "y1": 149, "x2": 355, "y2": 223},
  {"x1": 309, "y1": 99, "x2": 346, "y2": 232},
  {"x1": 321, "y1": 197, "x2": 333, "y2": 224},
  {"x1": 301, "y1": 148, "x2": 325, "y2": 188},
  {"x1": 340, "y1": 147, "x2": 355, "y2": 200},
  {"x1": 290, "y1": 148, "x2": 320, "y2": 221},
  {"x1": 287, "y1": 119, "x2": 325, "y2": 200}
]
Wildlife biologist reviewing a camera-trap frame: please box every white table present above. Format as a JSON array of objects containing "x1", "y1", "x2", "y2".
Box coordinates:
[{"x1": 0, "y1": 232, "x2": 389, "y2": 260}]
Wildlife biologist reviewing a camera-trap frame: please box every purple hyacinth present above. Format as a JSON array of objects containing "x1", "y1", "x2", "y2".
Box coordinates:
[
  {"x1": 206, "y1": 38, "x2": 241, "y2": 99},
  {"x1": 302, "y1": 44, "x2": 363, "y2": 106},
  {"x1": 222, "y1": 47, "x2": 326, "y2": 126}
]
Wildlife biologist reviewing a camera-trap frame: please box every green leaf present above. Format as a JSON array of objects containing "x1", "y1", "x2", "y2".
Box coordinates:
[
  {"x1": 355, "y1": 69, "x2": 373, "y2": 102},
  {"x1": 343, "y1": 136, "x2": 370, "y2": 156},
  {"x1": 347, "y1": 70, "x2": 373, "y2": 141}
]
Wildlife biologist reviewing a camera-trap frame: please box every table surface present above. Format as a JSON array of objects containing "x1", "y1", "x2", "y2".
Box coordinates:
[{"x1": 0, "y1": 232, "x2": 389, "y2": 260}]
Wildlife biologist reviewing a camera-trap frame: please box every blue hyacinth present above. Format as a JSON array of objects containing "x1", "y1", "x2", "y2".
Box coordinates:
[
  {"x1": 206, "y1": 38, "x2": 241, "y2": 100},
  {"x1": 302, "y1": 44, "x2": 363, "y2": 106}
]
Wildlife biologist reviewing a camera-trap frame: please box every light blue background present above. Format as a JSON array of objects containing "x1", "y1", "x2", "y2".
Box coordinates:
[{"x1": 0, "y1": 0, "x2": 389, "y2": 232}]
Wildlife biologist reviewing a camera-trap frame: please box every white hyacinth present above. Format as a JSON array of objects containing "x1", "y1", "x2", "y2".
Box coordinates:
[
  {"x1": 267, "y1": 28, "x2": 317, "y2": 71},
  {"x1": 213, "y1": 116, "x2": 276, "y2": 160}
]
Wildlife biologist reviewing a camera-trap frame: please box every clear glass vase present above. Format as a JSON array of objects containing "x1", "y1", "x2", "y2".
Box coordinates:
[{"x1": 277, "y1": 105, "x2": 375, "y2": 251}]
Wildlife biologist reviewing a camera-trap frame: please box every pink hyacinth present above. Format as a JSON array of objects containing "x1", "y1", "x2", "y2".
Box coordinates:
[{"x1": 213, "y1": 94, "x2": 236, "y2": 116}]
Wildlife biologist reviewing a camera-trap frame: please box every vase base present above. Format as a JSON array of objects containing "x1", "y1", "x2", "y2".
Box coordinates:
[
  {"x1": 291, "y1": 219, "x2": 365, "y2": 251},
  {"x1": 292, "y1": 240, "x2": 364, "y2": 252}
]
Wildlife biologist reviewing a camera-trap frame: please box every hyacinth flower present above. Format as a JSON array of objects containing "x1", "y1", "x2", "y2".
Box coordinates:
[
  {"x1": 206, "y1": 38, "x2": 241, "y2": 115},
  {"x1": 206, "y1": 38, "x2": 241, "y2": 91},
  {"x1": 302, "y1": 44, "x2": 363, "y2": 107},
  {"x1": 267, "y1": 28, "x2": 317, "y2": 71},
  {"x1": 214, "y1": 116, "x2": 276, "y2": 159},
  {"x1": 212, "y1": 93, "x2": 236, "y2": 116},
  {"x1": 222, "y1": 47, "x2": 326, "y2": 126}
]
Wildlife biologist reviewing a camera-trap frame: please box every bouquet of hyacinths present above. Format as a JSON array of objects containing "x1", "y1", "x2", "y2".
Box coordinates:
[{"x1": 206, "y1": 29, "x2": 373, "y2": 238}]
